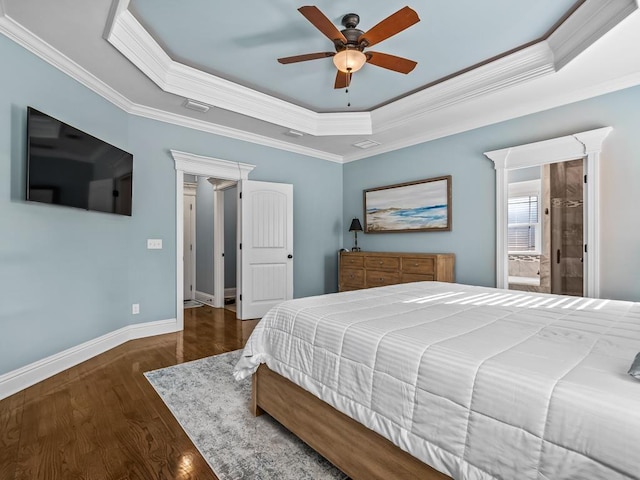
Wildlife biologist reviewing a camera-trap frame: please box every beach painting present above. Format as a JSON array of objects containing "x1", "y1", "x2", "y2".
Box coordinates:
[{"x1": 364, "y1": 176, "x2": 451, "y2": 233}]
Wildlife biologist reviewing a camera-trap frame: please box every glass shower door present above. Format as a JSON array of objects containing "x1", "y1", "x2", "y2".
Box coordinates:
[{"x1": 549, "y1": 159, "x2": 584, "y2": 296}]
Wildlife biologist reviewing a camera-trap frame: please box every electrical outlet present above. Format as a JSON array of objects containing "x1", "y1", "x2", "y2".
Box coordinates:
[
  {"x1": 132, "y1": 303, "x2": 140, "y2": 314},
  {"x1": 147, "y1": 239, "x2": 162, "y2": 249}
]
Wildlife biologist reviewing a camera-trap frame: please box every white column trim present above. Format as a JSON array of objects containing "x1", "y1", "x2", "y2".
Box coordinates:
[
  {"x1": 485, "y1": 126, "x2": 612, "y2": 296},
  {"x1": 175, "y1": 170, "x2": 184, "y2": 330},
  {"x1": 172, "y1": 151, "x2": 255, "y2": 319}
]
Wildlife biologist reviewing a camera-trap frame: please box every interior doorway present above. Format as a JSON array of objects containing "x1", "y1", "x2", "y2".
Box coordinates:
[
  {"x1": 485, "y1": 127, "x2": 612, "y2": 298},
  {"x1": 506, "y1": 158, "x2": 585, "y2": 296}
]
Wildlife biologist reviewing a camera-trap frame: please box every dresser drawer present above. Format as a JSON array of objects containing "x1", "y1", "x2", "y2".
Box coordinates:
[
  {"x1": 366, "y1": 270, "x2": 401, "y2": 287},
  {"x1": 401, "y1": 257, "x2": 435, "y2": 274},
  {"x1": 364, "y1": 256, "x2": 400, "y2": 271},
  {"x1": 341, "y1": 268, "x2": 365, "y2": 288},
  {"x1": 341, "y1": 255, "x2": 364, "y2": 268},
  {"x1": 401, "y1": 273, "x2": 435, "y2": 283}
]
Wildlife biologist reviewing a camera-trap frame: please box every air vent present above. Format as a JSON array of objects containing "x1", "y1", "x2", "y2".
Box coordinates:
[
  {"x1": 283, "y1": 130, "x2": 304, "y2": 138},
  {"x1": 352, "y1": 140, "x2": 381, "y2": 149},
  {"x1": 184, "y1": 99, "x2": 211, "y2": 113}
]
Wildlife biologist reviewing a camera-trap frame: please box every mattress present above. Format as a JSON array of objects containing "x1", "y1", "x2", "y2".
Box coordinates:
[{"x1": 234, "y1": 282, "x2": 640, "y2": 480}]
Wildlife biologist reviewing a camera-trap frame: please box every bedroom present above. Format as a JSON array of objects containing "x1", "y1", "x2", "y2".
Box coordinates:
[{"x1": 1, "y1": 1, "x2": 639, "y2": 478}]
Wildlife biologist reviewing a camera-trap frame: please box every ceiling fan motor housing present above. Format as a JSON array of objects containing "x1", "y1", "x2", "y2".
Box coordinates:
[{"x1": 337, "y1": 13, "x2": 365, "y2": 51}]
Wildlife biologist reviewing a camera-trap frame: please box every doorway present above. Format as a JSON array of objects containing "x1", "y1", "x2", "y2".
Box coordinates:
[
  {"x1": 485, "y1": 126, "x2": 612, "y2": 298},
  {"x1": 171, "y1": 150, "x2": 295, "y2": 328},
  {"x1": 506, "y1": 159, "x2": 585, "y2": 295}
]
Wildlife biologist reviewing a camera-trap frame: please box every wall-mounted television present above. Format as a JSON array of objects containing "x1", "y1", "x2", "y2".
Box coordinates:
[{"x1": 26, "y1": 107, "x2": 133, "y2": 216}]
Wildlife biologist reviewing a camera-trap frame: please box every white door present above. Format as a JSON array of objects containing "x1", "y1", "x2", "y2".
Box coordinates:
[
  {"x1": 238, "y1": 180, "x2": 293, "y2": 319},
  {"x1": 183, "y1": 188, "x2": 196, "y2": 300}
]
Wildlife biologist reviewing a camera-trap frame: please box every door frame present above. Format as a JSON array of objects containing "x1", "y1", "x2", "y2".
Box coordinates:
[
  {"x1": 484, "y1": 127, "x2": 612, "y2": 298},
  {"x1": 207, "y1": 178, "x2": 237, "y2": 309},
  {"x1": 171, "y1": 150, "x2": 255, "y2": 330},
  {"x1": 183, "y1": 182, "x2": 197, "y2": 300}
]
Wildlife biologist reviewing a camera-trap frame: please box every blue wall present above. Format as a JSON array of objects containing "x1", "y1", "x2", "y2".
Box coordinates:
[
  {"x1": 344, "y1": 85, "x2": 640, "y2": 301},
  {"x1": 0, "y1": 34, "x2": 343, "y2": 376}
]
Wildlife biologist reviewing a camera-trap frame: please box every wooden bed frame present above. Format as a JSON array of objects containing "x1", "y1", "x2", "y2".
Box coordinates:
[{"x1": 252, "y1": 364, "x2": 451, "y2": 480}]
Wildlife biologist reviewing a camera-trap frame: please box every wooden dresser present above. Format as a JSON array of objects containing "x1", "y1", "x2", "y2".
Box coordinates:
[{"x1": 339, "y1": 251, "x2": 455, "y2": 292}]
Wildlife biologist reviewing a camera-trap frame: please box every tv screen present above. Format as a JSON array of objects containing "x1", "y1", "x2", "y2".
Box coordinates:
[{"x1": 26, "y1": 107, "x2": 133, "y2": 216}]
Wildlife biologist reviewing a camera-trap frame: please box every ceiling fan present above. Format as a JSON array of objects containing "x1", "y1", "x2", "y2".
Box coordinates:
[{"x1": 278, "y1": 6, "x2": 420, "y2": 89}]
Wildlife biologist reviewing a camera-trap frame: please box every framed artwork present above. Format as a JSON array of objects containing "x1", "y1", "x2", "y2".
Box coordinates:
[{"x1": 364, "y1": 175, "x2": 452, "y2": 233}]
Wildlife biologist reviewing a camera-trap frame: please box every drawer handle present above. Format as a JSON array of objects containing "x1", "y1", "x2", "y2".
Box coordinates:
[
  {"x1": 379, "y1": 261, "x2": 383, "y2": 264},
  {"x1": 379, "y1": 277, "x2": 384, "y2": 281},
  {"x1": 414, "y1": 263, "x2": 419, "y2": 266}
]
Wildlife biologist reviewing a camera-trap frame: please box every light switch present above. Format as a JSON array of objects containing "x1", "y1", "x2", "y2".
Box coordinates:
[{"x1": 147, "y1": 239, "x2": 162, "y2": 249}]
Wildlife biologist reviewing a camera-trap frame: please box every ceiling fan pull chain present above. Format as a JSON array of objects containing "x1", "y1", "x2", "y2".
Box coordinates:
[{"x1": 346, "y1": 69, "x2": 352, "y2": 107}]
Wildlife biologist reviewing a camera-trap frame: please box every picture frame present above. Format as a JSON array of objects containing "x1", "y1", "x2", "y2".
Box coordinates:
[{"x1": 363, "y1": 175, "x2": 452, "y2": 233}]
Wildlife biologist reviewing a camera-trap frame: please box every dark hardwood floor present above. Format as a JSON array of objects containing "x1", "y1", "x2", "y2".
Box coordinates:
[{"x1": 0, "y1": 306, "x2": 259, "y2": 480}]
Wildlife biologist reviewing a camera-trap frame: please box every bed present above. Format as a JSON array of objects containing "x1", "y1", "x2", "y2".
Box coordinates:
[{"x1": 233, "y1": 281, "x2": 640, "y2": 480}]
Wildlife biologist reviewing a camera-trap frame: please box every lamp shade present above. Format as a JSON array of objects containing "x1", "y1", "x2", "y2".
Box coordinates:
[
  {"x1": 333, "y1": 49, "x2": 367, "y2": 73},
  {"x1": 349, "y1": 218, "x2": 363, "y2": 232}
]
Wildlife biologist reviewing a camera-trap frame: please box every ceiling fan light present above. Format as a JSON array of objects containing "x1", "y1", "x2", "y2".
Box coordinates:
[{"x1": 333, "y1": 49, "x2": 366, "y2": 73}]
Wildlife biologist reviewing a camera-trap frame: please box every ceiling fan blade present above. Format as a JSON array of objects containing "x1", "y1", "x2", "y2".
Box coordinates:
[
  {"x1": 298, "y1": 6, "x2": 348, "y2": 44},
  {"x1": 334, "y1": 71, "x2": 351, "y2": 89},
  {"x1": 366, "y1": 51, "x2": 417, "y2": 74},
  {"x1": 278, "y1": 52, "x2": 335, "y2": 64},
  {"x1": 358, "y1": 6, "x2": 420, "y2": 48}
]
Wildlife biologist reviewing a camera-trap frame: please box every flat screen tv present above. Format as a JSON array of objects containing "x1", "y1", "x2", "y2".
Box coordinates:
[{"x1": 26, "y1": 107, "x2": 133, "y2": 216}]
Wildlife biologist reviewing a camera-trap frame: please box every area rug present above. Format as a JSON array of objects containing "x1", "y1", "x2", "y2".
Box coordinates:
[{"x1": 144, "y1": 350, "x2": 348, "y2": 480}]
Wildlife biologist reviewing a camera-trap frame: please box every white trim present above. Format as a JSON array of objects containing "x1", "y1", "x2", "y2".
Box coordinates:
[
  {"x1": 172, "y1": 151, "x2": 254, "y2": 320},
  {"x1": 183, "y1": 183, "x2": 197, "y2": 301},
  {"x1": 106, "y1": 7, "x2": 371, "y2": 137},
  {"x1": 224, "y1": 287, "x2": 237, "y2": 297},
  {"x1": 0, "y1": 318, "x2": 178, "y2": 400},
  {"x1": 548, "y1": 0, "x2": 638, "y2": 70},
  {"x1": 0, "y1": 0, "x2": 635, "y2": 163},
  {"x1": 0, "y1": 9, "x2": 343, "y2": 163},
  {"x1": 373, "y1": 42, "x2": 556, "y2": 134},
  {"x1": 175, "y1": 170, "x2": 184, "y2": 330},
  {"x1": 195, "y1": 290, "x2": 215, "y2": 307},
  {"x1": 104, "y1": 0, "x2": 635, "y2": 139},
  {"x1": 485, "y1": 127, "x2": 612, "y2": 297}
]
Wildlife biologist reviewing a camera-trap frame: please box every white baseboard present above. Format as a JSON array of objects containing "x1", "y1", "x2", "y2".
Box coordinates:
[
  {"x1": 224, "y1": 287, "x2": 236, "y2": 297},
  {"x1": 195, "y1": 290, "x2": 215, "y2": 307},
  {"x1": 0, "y1": 318, "x2": 179, "y2": 401}
]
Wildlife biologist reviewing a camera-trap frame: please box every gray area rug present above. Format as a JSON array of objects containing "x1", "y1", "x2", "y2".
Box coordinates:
[{"x1": 145, "y1": 350, "x2": 348, "y2": 480}]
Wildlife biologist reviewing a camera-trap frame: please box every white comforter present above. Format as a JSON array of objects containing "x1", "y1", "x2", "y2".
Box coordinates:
[{"x1": 234, "y1": 282, "x2": 640, "y2": 480}]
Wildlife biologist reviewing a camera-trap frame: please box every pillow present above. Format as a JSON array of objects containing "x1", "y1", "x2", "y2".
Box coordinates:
[{"x1": 629, "y1": 352, "x2": 640, "y2": 380}]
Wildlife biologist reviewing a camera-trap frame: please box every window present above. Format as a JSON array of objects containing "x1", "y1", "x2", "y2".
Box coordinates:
[
  {"x1": 508, "y1": 195, "x2": 539, "y2": 252},
  {"x1": 507, "y1": 180, "x2": 541, "y2": 253}
]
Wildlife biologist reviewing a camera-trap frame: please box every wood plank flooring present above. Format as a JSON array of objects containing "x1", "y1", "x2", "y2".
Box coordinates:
[{"x1": 0, "y1": 306, "x2": 259, "y2": 480}]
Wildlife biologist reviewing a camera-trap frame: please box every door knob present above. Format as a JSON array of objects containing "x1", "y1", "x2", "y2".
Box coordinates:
[{"x1": 287, "y1": 254, "x2": 293, "y2": 259}]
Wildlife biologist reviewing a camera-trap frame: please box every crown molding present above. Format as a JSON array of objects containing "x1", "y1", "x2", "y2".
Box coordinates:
[
  {"x1": 0, "y1": 7, "x2": 345, "y2": 163},
  {"x1": 0, "y1": 11, "x2": 132, "y2": 112},
  {"x1": 372, "y1": 42, "x2": 556, "y2": 134},
  {"x1": 105, "y1": 0, "x2": 635, "y2": 141},
  {"x1": 106, "y1": 7, "x2": 372, "y2": 137},
  {"x1": 342, "y1": 69, "x2": 640, "y2": 163},
  {"x1": 549, "y1": 0, "x2": 637, "y2": 70},
  {"x1": 1, "y1": 0, "x2": 637, "y2": 166},
  {"x1": 128, "y1": 103, "x2": 345, "y2": 163}
]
